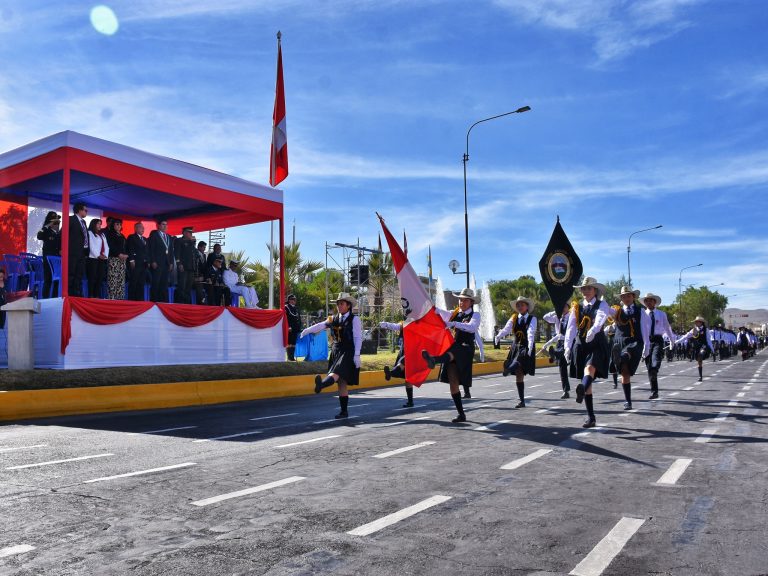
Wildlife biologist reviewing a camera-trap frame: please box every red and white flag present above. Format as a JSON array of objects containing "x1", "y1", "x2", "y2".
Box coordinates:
[
  {"x1": 269, "y1": 34, "x2": 288, "y2": 187},
  {"x1": 378, "y1": 214, "x2": 453, "y2": 385}
]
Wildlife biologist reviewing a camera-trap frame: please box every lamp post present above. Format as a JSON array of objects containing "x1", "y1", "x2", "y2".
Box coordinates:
[
  {"x1": 627, "y1": 225, "x2": 662, "y2": 287},
  {"x1": 463, "y1": 105, "x2": 530, "y2": 289},
  {"x1": 678, "y1": 263, "x2": 703, "y2": 333}
]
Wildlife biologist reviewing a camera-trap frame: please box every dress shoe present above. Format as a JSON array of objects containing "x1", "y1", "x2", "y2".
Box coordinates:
[
  {"x1": 402, "y1": 400, "x2": 414, "y2": 408},
  {"x1": 334, "y1": 411, "x2": 349, "y2": 419},
  {"x1": 384, "y1": 366, "x2": 391, "y2": 381},
  {"x1": 649, "y1": 392, "x2": 659, "y2": 400},
  {"x1": 421, "y1": 350, "x2": 435, "y2": 369},
  {"x1": 582, "y1": 417, "x2": 596, "y2": 428},
  {"x1": 314, "y1": 375, "x2": 323, "y2": 394},
  {"x1": 623, "y1": 402, "x2": 632, "y2": 410},
  {"x1": 560, "y1": 391, "x2": 570, "y2": 399},
  {"x1": 463, "y1": 392, "x2": 472, "y2": 399},
  {"x1": 515, "y1": 401, "x2": 526, "y2": 408},
  {"x1": 452, "y1": 414, "x2": 467, "y2": 423},
  {"x1": 698, "y1": 377, "x2": 702, "y2": 382},
  {"x1": 575, "y1": 383, "x2": 585, "y2": 404}
]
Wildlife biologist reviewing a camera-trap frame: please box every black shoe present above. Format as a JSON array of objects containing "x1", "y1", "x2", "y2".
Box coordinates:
[
  {"x1": 515, "y1": 401, "x2": 525, "y2": 408},
  {"x1": 649, "y1": 392, "x2": 659, "y2": 400},
  {"x1": 334, "y1": 411, "x2": 349, "y2": 419},
  {"x1": 402, "y1": 400, "x2": 414, "y2": 408},
  {"x1": 463, "y1": 392, "x2": 472, "y2": 399},
  {"x1": 613, "y1": 382, "x2": 618, "y2": 389},
  {"x1": 575, "y1": 383, "x2": 585, "y2": 404},
  {"x1": 623, "y1": 402, "x2": 632, "y2": 410},
  {"x1": 561, "y1": 391, "x2": 570, "y2": 399},
  {"x1": 698, "y1": 377, "x2": 702, "y2": 382},
  {"x1": 582, "y1": 417, "x2": 596, "y2": 428},
  {"x1": 452, "y1": 414, "x2": 466, "y2": 423},
  {"x1": 384, "y1": 366, "x2": 391, "y2": 381},
  {"x1": 314, "y1": 375, "x2": 323, "y2": 394},
  {"x1": 421, "y1": 350, "x2": 435, "y2": 369}
]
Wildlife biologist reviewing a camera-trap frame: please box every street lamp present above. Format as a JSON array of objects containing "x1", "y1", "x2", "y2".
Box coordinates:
[
  {"x1": 462, "y1": 105, "x2": 530, "y2": 289},
  {"x1": 678, "y1": 263, "x2": 703, "y2": 333},
  {"x1": 627, "y1": 225, "x2": 662, "y2": 287}
]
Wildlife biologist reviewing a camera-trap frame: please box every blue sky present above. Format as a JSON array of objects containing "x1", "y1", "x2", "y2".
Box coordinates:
[{"x1": 1, "y1": 1, "x2": 767, "y2": 309}]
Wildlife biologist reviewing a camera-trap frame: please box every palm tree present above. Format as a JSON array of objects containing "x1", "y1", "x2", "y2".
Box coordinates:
[{"x1": 257, "y1": 241, "x2": 324, "y2": 301}]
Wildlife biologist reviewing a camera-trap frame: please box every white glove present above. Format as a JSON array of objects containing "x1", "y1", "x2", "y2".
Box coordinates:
[
  {"x1": 564, "y1": 348, "x2": 571, "y2": 363},
  {"x1": 446, "y1": 321, "x2": 456, "y2": 329},
  {"x1": 379, "y1": 321, "x2": 387, "y2": 328},
  {"x1": 494, "y1": 335, "x2": 501, "y2": 346},
  {"x1": 354, "y1": 355, "x2": 361, "y2": 369},
  {"x1": 299, "y1": 329, "x2": 308, "y2": 339},
  {"x1": 585, "y1": 330, "x2": 595, "y2": 343}
]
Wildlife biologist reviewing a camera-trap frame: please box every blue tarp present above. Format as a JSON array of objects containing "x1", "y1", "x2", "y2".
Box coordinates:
[{"x1": 295, "y1": 331, "x2": 328, "y2": 361}]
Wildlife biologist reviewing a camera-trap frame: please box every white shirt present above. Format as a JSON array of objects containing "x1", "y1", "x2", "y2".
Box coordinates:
[
  {"x1": 496, "y1": 313, "x2": 537, "y2": 354},
  {"x1": 222, "y1": 269, "x2": 239, "y2": 289},
  {"x1": 675, "y1": 326, "x2": 715, "y2": 352},
  {"x1": 643, "y1": 307, "x2": 676, "y2": 345},
  {"x1": 88, "y1": 231, "x2": 109, "y2": 259},
  {"x1": 563, "y1": 298, "x2": 611, "y2": 355}
]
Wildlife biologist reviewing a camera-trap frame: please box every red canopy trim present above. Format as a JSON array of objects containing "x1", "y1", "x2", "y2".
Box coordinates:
[
  {"x1": 227, "y1": 307, "x2": 284, "y2": 329},
  {"x1": 156, "y1": 302, "x2": 225, "y2": 327}
]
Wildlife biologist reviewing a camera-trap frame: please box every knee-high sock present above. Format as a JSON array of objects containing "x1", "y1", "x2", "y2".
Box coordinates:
[
  {"x1": 582, "y1": 374, "x2": 594, "y2": 391},
  {"x1": 612, "y1": 373, "x2": 618, "y2": 386},
  {"x1": 516, "y1": 381, "x2": 525, "y2": 402},
  {"x1": 451, "y1": 392, "x2": 465, "y2": 415},
  {"x1": 622, "y1": 383, "x2": 632, "y2": 403},
  {"x1": 698, "y1": 366, "x2": 703, "y2": 378},
  {"x1": 463, "y1": 385, "x2": 470, "y2": 395},
  {"x1": 405, "y1": 386, "x2": 414, "y2": 402},
  {"x1": 390, "y1": 364, "x2": 405, "y2": 379},
  {"x1": 433, "y1": 352, "x2": 452, "y2": 364},
  {"x1": 320, "y1": 375, "x2": 336, "y2": 388},
  {"x1": 585, "y1": 394, "x2": 595, "y2": 419},
  {"x1": 339, "y1": 395, "x2": 349, "y2": 412}
]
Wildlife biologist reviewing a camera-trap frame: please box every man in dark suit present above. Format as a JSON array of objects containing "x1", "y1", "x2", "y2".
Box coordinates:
[
  {"x1": 174, "y1": 226, "x2": 196, "y2": 304},
  {"x1": 68, "y1": 202, "x2": 89, "y2": 296},
  {"x1": 193, "y1": 240, "x2": 209, "y2": 305},
  {"x1": 206, "y1": 256, "x2": 230, "y2": 306},
  {"x1": 126, "y1": 222, "x2": 149, "y2": 301},
  {"x1": 206, "y1": 243, "x2": 225, "y2": 269},
  {"x1": 148, "y1": 219, "x2": 174, "y2": 302}
]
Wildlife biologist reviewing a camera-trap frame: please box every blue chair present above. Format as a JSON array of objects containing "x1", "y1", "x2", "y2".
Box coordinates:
[
  {"x1": 3, "y1": 255, "x2": 28, "y2": 292},
  {"x1": 21, "y1": 253, "x2": 45, "y2": 299},
  {"x1": 46, "y1": 256, "x2": 62, "y2": 297},
  {"x1": 231, "y1": 293, "x2": 241, "y2": 307}
]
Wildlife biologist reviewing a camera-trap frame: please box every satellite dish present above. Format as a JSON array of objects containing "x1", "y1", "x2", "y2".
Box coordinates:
[{"x1": 448, "y1": 259, "x2": 460, "y2": 273}]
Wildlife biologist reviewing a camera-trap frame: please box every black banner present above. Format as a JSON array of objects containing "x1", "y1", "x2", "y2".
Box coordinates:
[{"x1": 538, "y1": 217, "x2": 583, "y2": 319}]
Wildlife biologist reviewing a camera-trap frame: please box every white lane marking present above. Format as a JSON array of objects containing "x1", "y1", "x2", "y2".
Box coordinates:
[
  {"x1": 373, "y1": 441, "x2": 436, "y2": 459},
  {"x1": 0, "y1": 444, "x2": 47, "y2": 453},
  {"x1": 736, "y1": 392, "x2": 746, "y2": 398},
  {"x1": 6, "y1": 453, "x2": 113, "y2": 470},
  {"x1": 494, "y1": 390, "x2": 514, "y2": 395},
  {"x1": 191, "y1": 476, "x2": 305, "y2": 507},
  {"x1": 84, "y1": 462, "x2": 197, "y2": 484},
  {"x1": 529, "y1": 384, "x2": 542, "y2": 388},
  {"x1": 348, "y1": 403, "x2": 371, "y2": 408},
  {"x1": 605, "y1": 391, "x2": 619, "y2": 395},
  {"x1": 313, "y1": 416, "x2": 360, "y2": 424},
  {"x1": 249, "y1": 413, "x2": 299, "y2": 421},
  {"x1": 569, "y1": 516, "x2": 646, "y2": 576},
  {"x1": 713, "y1": 411, "x2": 730, "y2": 422},
  {"x1": 656, "y1": 459, "x2": 693, "y2": 485},
  {"x1": 500, "y1": 448, "x2": 553, "y2": 471},
  {"x1": 474, "y1": 420, "x2": 511, "y2": 431},
  {"x1": 742, "y1": 386, "x2": 751, "y2": 391},
  {"x1": 535, "y1": 409, "x2": 550, "y2": 414},
  {"x1": 0, "y1": 544, "x2": 35, "y2": 558},
  {"x1": 683, "y1": 386, "x2": 694, "y2": 391},
  {"x1": 728, "y1": 399, "x2": 739, "y2": 406},
  {"x1": 695, "y1": 428, "x2": 718, "y2": 443},
  {"x1": 192, "y1": 430, "x2": 263, "y2": 443},
  {"x1": 668, "y1": 392, "x2": 680, "y2": 396},
  {"x1": 128, "y1": 426, "x2": 198, "y2": 435},
  {"x1": 274, "y1": 435, "x2": 342, "y2": 449},
  {"x1": 619, "y1": 409, "x2": 638, "y2": 417},
  {"x1": 485, "y1": 383, "x2": 504, "y2": 387},
  {"x1": 347, "y1": 495, "x2": 452, "y2": 536},
  {"x1": 394, "y1": 404, "x2": 430, "y2": 411}
]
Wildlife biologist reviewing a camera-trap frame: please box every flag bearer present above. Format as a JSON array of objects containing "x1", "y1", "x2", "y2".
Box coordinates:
[
  {"x1": 609, "y1": 286, "x2": 650, "y2": 410},
  {"x1": 495, "y1": 296, "x2": 537, "y2": 407},
  {"x1": 641, "y1": 292, "x2": 676, "y2": 399},
  {"x1": 421, "y1": 288, "x2": 481, "y2": 423},
  {"x1": 301, "y1": 293, "x2": 362, "y2": 419},
  {"x1": 564, "y1": 277, "x2": 612, "y2": 428},
  {"x1": 675, "y1": 316, "x2": 714, "y2": 381}
]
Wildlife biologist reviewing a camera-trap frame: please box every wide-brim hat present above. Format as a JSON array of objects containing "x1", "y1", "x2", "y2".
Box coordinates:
[
  {"x1": 693, "y1": 316, "x2": 706, "y2": 324},
  {"x1": 617, "y1": 285, "x2": 640, "y2": 300},
  {"x1": 44, "y1": 211, "x2": 61, "y2": 224},
  {"x1": 335, "y1": 292, "x2": 357, "y2": 308},
  {"x1": 642, "y1": 292, "x2": 662, "y2": 306},
  {"x1": 512, "y1": 296, "x2": 534, "y2": 313},
  {"x1": 451, "y1": 287, "x2": 476, "y2": 301},
  {"x1": 573, "y1": 276, "x2": 605, "y2": 297}
]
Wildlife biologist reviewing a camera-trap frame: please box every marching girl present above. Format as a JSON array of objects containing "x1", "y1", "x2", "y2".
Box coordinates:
[
  {"x1": 379, "y1": 320, "x2": 416, "y2": 407},
  {"x1": 542, "y1": 302, "x2": 571, "y2": 399},
  {"x1": 421, "y1": 288, "x2": 481, "y2": 423},
  {"x1": 564, "y1": 277, "x2": 612, "y2": 428},
  {"x1": 609, "y1": 286, "x2": 650, "y2": 410},
  {"x1": 675, "y1": 316, "x2": 714, "y2": 381},
  {"x1": 301, "y1": 293, "x2": 362, "y2": 419},
  {"x1": 494, "y1": 296, "x2": 537, "y2": 408}
]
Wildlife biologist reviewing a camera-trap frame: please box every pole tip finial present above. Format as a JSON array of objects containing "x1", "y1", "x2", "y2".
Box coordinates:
[{"x1": 277, "y1": 30, "x2": 281, "y2": 40}]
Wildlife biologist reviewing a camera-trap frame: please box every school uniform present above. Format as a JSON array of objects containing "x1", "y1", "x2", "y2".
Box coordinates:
[
  {"x1": 643, "y1": 302, "x2": 675, "y2": 397},
  {"x1": 564, "y1": 297, "x2": 612, "y2": 380}
]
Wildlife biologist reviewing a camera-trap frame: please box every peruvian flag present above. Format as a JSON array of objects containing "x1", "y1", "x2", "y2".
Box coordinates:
[
  {"x1": 269, "y1": 34, "x2": 288, "y2": 187},
  {"x1": 378, "y1": 214, "x2": 454, "y2": 385}
]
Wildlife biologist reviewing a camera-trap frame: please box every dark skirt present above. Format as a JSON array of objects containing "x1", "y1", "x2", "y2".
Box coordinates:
[
  {"x1": 570, "y1": 332, "x2": 610, "y2": 379},
  {"x1": 645, "y1": 336, "x2": 665, "y2": 372},
  {"x1": 505, "y1": 342, "x2": 536, "y2": 376},
  {"x1": 439, "y1": 341, "x2": 474, "y2": 387},
  {"x1": 695, "y1": 345, "x2": 711, "y2": 361},
  {"x1": 328, "y1": 343, "x2": 359, "y2": 385},
  {"x1": 393, "y1": 347, "x2": 405, "y2": 367},
  {"x1": 610, "y1": 334, "x2": 643, "y2": 376}
]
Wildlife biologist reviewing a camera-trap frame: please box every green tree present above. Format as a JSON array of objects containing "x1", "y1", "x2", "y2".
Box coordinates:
[
  {"x1": 257, "y1": 241, "x2": 324, "y2": 306},
  {"x1": 674, "y1": 286, "x2": 728, "y2": 332},
  {"x1": 488, "y1": 275, "x2": 551, "y2": 323}
]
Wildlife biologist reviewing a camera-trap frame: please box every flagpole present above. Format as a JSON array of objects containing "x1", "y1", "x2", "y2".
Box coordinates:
[{"x1": 267, "y1": 30, "x2": 281, "y2": 310}]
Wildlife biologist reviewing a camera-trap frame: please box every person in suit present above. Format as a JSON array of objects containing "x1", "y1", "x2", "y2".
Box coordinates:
[
  {"x1": 148, "y1": 219, "x2": 174, "y2": 302},
  {"x1": 193, "y1": 240, "x2": 209, "y2": 305},
  {"x1": 285, "y1": 294, "x2": 303, "y2": 361},
  {"x1": 126, "y1": 222, "x2": 149, "y2": 301},
  {"x1": 174, "y1": 226, "x2": 196, "y2": 304},
  {"x1": 68, "y1": 202, "x2": 89, "y2": 296},
  {"x1": 37, "y1": 211, "x2": 61, "y2": 298},
  {"x1": 206, "y1": 243, "x2": 224, "y2": 269},
  {"x1": 206, "y1": 255, "x2": 230, "y2": 306}
]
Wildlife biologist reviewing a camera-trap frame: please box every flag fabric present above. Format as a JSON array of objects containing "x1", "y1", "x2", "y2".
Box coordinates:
[
  {"x1": 269, "y1": 35, "x2": 288, "y2": 187},
  {"x1": 538, "y1": 217, "x2": 583, "y2": 319},
  {"x1": 378, "y1": 214, "x2": 453, "y2": 385}
]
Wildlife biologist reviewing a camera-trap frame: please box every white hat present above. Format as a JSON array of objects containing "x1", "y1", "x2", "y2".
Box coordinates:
[
  {"x1": 617, "y1": 285, "x2": 640, "y2": 300},
  {"x1": 335, "y1": 292, "x2": 357, "y2": 308},
  {"x1": 512, "y1": 296, "x2": 535, "y2": 313},
  {"x1": 573, "y1": 276, "x2": 605, "y2": 298},
  {"x1": 642, "y1": 292, "x2": 662, "y2": 306},
  {"x1": 693, "y1": 315, "x2": 706, "y2": 324},
  {"x1": 451, "y1": 288, "x2": 476, "y2": 301}
]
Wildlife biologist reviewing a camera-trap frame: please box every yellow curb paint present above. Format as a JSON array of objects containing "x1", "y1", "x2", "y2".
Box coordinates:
[{"x1": 0, "y1": 358, "x2": 552, "y2": 421}]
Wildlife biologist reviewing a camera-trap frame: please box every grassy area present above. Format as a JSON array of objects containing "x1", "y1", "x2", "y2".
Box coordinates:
[{"x1": 0, "y1": 345, "x2": 521, "y2": 392}]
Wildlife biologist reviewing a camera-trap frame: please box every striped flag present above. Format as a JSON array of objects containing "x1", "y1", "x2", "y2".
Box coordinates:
[
  {"x1": 378, "y1": 214, "x2": 453, "y2": 385},
  {"x1": 269, "y1": 32, "x2": 288, "y2": 187}
]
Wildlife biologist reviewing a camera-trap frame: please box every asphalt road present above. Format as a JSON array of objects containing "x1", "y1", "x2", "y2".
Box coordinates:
[{"x1": 1, "y1": 352, "x2": 767, "y2": 576}]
